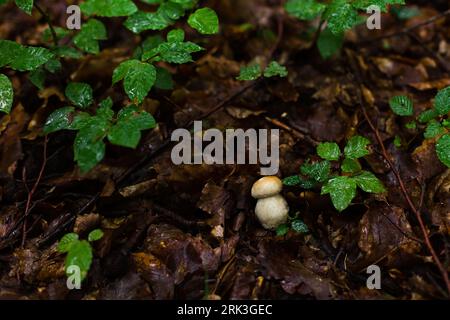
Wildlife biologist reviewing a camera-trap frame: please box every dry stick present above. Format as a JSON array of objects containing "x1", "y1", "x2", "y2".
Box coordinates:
[
  {"x1": 360, "y1": 9, "x2": 450, "y2": 45},
  {"x1": 21, "y1": 135, "x2": 48, "y2": 247},
  {"x1": 346, "y1": 51, "x2": 450, "y2": 295},
  {"x1": 34, "y1": 2, "x2": 58, "y2": 47}
]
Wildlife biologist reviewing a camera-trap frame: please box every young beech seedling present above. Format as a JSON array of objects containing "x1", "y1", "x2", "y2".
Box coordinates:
[
  {"x1": 57, "y1": 229, "x2": 104, "y2": 281},
  {"x1": 283, "y1": 135, "x2": 386, "y2": 212},
  {"x1": 389, "y1": 87, "x2": 450, "y2": 168},
  {"x1": 251, "y1": 176, "x2": 289, "y2": 229}
]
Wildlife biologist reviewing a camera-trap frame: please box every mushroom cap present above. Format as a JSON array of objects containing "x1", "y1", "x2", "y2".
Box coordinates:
[
  {"x1": 255, "y1": 194, "x2": 289, "y2": 229},
  {"x1": 251, "y1": 176, "x2": 283, "y2": 199}
]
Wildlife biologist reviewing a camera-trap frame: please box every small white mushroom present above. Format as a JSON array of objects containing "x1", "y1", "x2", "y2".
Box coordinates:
[
  {"x1": 251, "y1": 176, "x2": 289, "y2": 230},
  {"x1": 255, "y1": 194, "x2": 289, "y2": 229},
  {"x1": 251, "y1": 176, "x2": 283, "y2": 199}
]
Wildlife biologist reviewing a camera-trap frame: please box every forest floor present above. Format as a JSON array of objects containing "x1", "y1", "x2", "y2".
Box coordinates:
[{"x1": 0, "y1": 0, "x2": 449, "y2": 300}]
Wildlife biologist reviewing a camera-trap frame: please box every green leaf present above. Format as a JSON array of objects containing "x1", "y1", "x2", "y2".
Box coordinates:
[
  {"x1": 291, "y1": 219, "x2": 309, "y2": 233},
  {"x1": 42, "y1": 27, "x2": 69, "y2": 43},
  {"x1": 321, "y1": 176, "x2": 357, "y2": 212},
  {"x1": 301, "y1": 160, "x2": 331, "y2": 183},
  {"x1": 58, "y1": 233, "x2": 79, "y2": 253},
  {"x1": 108, "y1": 106, "x2": 156, "y2": 148},
  {"x1": 88, "y1": 229, "x2": 104, "y2": 242},
  {"x1": 113, "y1": 60, "x2": 156, "y2": 103},
  {"x1": 73, "y1": 19, "x2": 107, "y2": 54},
  {"x1": 341, "y1": 158, "x2": 361, "y2": 173},
  {"x1": 188, "y1": 8, "x2": 219, "y2": 35},
  {"x1": 391, "y1": 5, "x2": 420, "y2": 20},
  {"x1": 124, "y1": 11, "x2": 169, "y2": 33},
  {"x1": 283, "y1": 175, "x2": 302, "y2": 186},
  {"x1": 52, "y1": 46, "x2": 83, "y2": 59},
  {"x1": 43, "y1": 106, "x2": 76, "y2": 133},
  {"x1": 276, "y1": 224, "x2": 289, "y2": 236},
  {"x1": 317, "y1": 28, "x2": 344, "y2": 59},
  {"x1": 264, "y1": 61, "x2": 288, "y2": 78},
  {"x1": 237, "y1": 64, "x2": 261, "y2": 81},
  {"x1": 344, "y1": 135, "x2": 371, "y2": 159},
  {"x1": 389, "y1": 95, "x2": 414, "y2": 116},
  {"x1": 353, "y1": 171, "x2": 386, "y2": 193},
  {"x1": 65, "y1": 240, "x2": 92, "y2": 280},
  {"x1": 65, "y1": 82, "x2": 94, "y2": 109},
  {"x1": 317, "y1": 142, "x2": 341, "y2": 161},
  {"x1": 74, "y1": 116, "x2": 109, "y2": 172},
  {"x1": 424, "y1": 120, "x2": 445, "y2": 139},
  {"x1": 0, "y1": 40, "x2": 54, "y2": 71},
  {"x1": 15, "y1": 0, "x2": 33, "y2": 15},
  {"x1": 434, "y1": 86, "x2": 450, "y2": 116},
  {"x1": 436, "y1": 133, "x2": 450, "y2": 168},
  {"x1": 45, "y1": 58, "x2": 62, "y2": 73},
  {"x1": 155, "y1": 67, "x2": 174, "y2": 90},
  {"x1": 158, "y1": 1, "x2": 185, "y2": 21},
  {"x1": 167, "y1": 29, "x2": 185, "y2": 43},
  {"x1": 142, "y1": 30, "x2": 204, "y2": 64},
  {"x1": 418, "y1": 109, "x2": 439, "y2": 123},
  {"x1": 285, "y1": 0, "x2": 326, "y2": 20},
  {"x1": 393, "y1": 135, "x2": 402, "y2": 148},
  {"x1": 0, "y1": 74, "x2": 13, "y2": 114},
  {"x1": 80, "y1": 0, "x2": 138, "y2": 17},
  {"x1": 324, "y1": 0, "x2": 359, "y2": 34}
]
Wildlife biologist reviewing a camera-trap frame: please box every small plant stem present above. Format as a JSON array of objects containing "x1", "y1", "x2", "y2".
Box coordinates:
[
  {"x1": 21, "y1": 135, "x2": 48, "y2": 247},
  {"x1": 34, "y1": 1, "x2": 58, "y2": 46}
]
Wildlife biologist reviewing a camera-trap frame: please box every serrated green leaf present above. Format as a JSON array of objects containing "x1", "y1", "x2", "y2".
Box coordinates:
[
  {"x1": 344, "y1": 135, "x2": 371, "y2": 159},
  {"x1": 405, "y1": 121, "x2": 416, "y2": 129},
  {"x1": 158, "y1": 1, "x2": 185, "y2": 21},
  {"x1": 389, "y1": 95, "x2": 413, "y2": 116},
  {"x1": 45, "y1": 58, "x2": 61, "y2": 73},
  {"x1": 150, "y1": 41, "x2": 204, "y2": 64},
  {"x1": 321, "y1": 176, "x2": 357, "y2": 212},
  {"x1": 58, "y1": 233, "x2": 79, "y2": 253},
  {"x1": 418, "y1": 109, "x2": 439, "y2": 123},
  {"x1": 167, "y1": 29, "x2": 185, "y2": 43},
  {"x1": 436, "y1": 133, "x2": 450, "y2": 168},
  {"x1": 0, "y1": 40, "x2": 54, "y2": 71},
  {"x1": 74, "y1": 116, "x2": 109, "y2": 172},
  {"x1": 283, "y1": 175, "x2": 302, "y2": 186},
  {"x1": 65, "y1": 82, "x2": 94, "y2": 109},
  {"x1": 424, "y1": 120, "x2": 445, "y2": 139},
  {"x1": 434, "y1": 86, "x2": 450, "y2": 116},
  {"x1": 324, "y1": 0, "x2": 359, "y2": 34},
  {"x1": 317, "y1": 27, "x2": 344, "y2": 59},
  {"x1": 43, "y1": 106, "x2": 76, "y2": 133},
  {"x1": 264, "y1": 61, "x2": 288, "y2": 78},
  {"x1": 0, "y1": 74, "x2": 13, "y2": 114},
  {"x1": 285, "y1": 0, "x2": 326, "y2": 20},
  {"x1": 237, "y1": 64, "x2": 261, "y2": 81},
  {"x1": 88, "y1": 229, "x2": 104, "y2": 242},
  {"x1": 80, "y1": 0, "x2": 137, "y2": 17},
  {"x1": 317, "y1": 142, "x2": 341, "y2": 161},
  {"x1": 15, "y1": 0, "x2": 33, "y2": 15},
  {"x1": 73, "y1": 19, "x2": 107, "y2": 54},
  {"x1": 124, "y1": 11, "x2": 169, "y2": 33},
  {"x1": 116, "y1": 61, "x2": 156, "y2": 103},
  {"x1": 65, "y1": 240, "x2": 92, "y2": 280},
  {"x1": 353, "y1": 171, "x2": 386, "y2": 193},
  {"x1": 301, "y1": 160, "x2": 331, "y2": 183},
  {"x1": 291, "y1": 219, "x2": 309, "y2": 233},
  {"x1": 341, "y1": 157, "x2": 362, "y2": 173},
  {"x1": 188, "y1": 8, "x2": 219, "y2": 35}
]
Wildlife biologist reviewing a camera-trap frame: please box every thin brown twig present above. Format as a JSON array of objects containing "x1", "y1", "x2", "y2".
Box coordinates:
[
  {"x1": 346, "y1": 50, "x2": 450, "y2": 295},
  {"x1": 21, "y1": 135, "x2": 48, "y2": 247}
]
